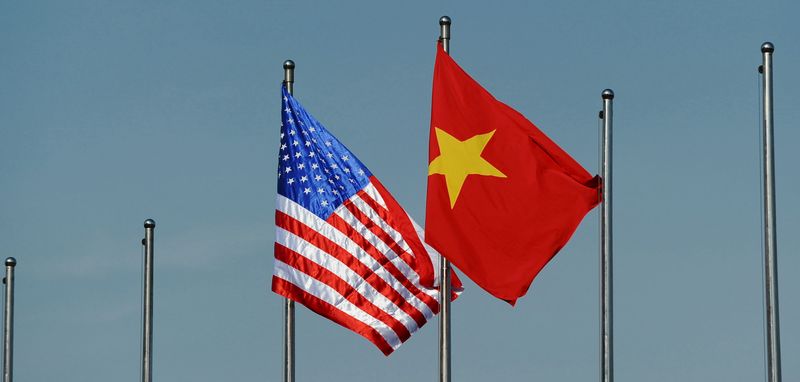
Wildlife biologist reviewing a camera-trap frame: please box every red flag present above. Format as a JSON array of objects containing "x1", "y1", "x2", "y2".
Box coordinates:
[{"x1": 425, "y1": 44, "x2": 601, "y2": 305}]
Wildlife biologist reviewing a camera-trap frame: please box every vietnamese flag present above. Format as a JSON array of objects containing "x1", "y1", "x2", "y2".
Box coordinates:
[{"x1": 425, "y1": 43, "x2": 601, "y2": 305}]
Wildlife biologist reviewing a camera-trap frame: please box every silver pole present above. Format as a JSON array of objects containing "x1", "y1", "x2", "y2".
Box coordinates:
[
  {"x1": 2, "y1": 258, "x2": 16, "y2": 382},
  {"x1": 438, "y1": 15, "x2": 452, "y2": 382},
  {"x1": 760, "y1": 41, "x2": 782, "y2": 382},
  {"x1": 600, "y1": 89, "x2": 614, "y2": 382},
  {"x1": 142, "y1": 219, "x2": 155, "y2": 382},
  {"x1": 282, "y1": 59, "x2": 296, "y2": 382}
]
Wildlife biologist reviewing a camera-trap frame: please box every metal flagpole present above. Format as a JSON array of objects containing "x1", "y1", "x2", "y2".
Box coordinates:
[
  {"x1": 2, "y1": 258, "x2": 16, "y2": 382},
  {"x1": 600, "y1": 89, "x2": 614, "y2": 382},
  {"x1": 759, "y1": 41, "x2": 782, "y2": 382},
  {"x1": 438, "y1": 15, "x2": 452, "y2": 382},
  {"x1": 142, "y1": 219, "x2": 155, "y2": 382},
  {"x1": 282, "y1": 59, "x2": 296, "y2": 382}
]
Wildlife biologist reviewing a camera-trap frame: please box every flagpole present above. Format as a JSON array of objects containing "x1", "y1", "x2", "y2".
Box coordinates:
[
  {"x1": 142, "y1": 219, "x2": 155, "y2": 382},
  {"x1": 282, "y1": 59, "x2": 296, "y2": 382},
  {"x1": 437, "y1": 15, "x2": 452, "y2": 382},
  {"x1": 600, "y1": 89, "x2": 614, "y2": 382},
  {"x1": 2, "y1": 258, "x2": 15, "y2": 382},
  {"x1": 759, "y1": 41, "x2": 782, "y2": 382}
]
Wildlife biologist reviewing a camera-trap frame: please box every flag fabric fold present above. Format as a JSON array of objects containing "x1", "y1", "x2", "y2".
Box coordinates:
[
  {"x1": 272, "y1": 86, "x2": 462, "y2": 355},
  {"x1": 425, "y1": 43, "x2": 601, "y2": 305}
]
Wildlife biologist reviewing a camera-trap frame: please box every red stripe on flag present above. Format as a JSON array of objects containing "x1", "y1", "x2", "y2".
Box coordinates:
[
  {"x1": 272, "y1": 276, "x2": 396, "y2": 356},
  {"x1": 276, "y1": 211, "x2": 433, "y2": 326},
  {"x1": 342, "y1": 197, "x2": 417, "y2": 271},
  {"x1": 327, "y1": 212, "x2": 440, "y2": 314},
  {"x1": 361, "y1": 180, "x2": 438, "y2": 290},
  {"x1": 274, "y1": 243, "x2": 412, "y2": 342}
]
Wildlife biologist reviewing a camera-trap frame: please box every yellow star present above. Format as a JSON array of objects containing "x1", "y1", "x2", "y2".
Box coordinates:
[{"x1": 428, "y1": 127, "x2": 507, "y2": 208}]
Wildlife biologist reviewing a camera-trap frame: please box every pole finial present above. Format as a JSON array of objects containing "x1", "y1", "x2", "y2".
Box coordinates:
[
  {"x1": 602, "y1": 89, "x2": 615, "y2": 100},
  {"x1": 439, "y1": 16, "x2": 451, "y2": 46},
  {"x1": 144, "y1": 219, "x2": 156, "y2": 228},
  {"x1": 283, "y1": 60, "x2": 295, "y2": 89},
  {"x1": 761, "y1": 42, "x2": 775, "y2": 53},
  {"x1": 4, "y1": 258, "x2": 16, "y2": 267}
]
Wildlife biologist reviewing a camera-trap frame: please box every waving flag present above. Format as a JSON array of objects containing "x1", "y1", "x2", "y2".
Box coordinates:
[
  {"x1": 272, "y1": 86, "x2": 461, "y2": 355},
  {"x1": 426, "y1": 43, "x2": 601, "y2": 305}
]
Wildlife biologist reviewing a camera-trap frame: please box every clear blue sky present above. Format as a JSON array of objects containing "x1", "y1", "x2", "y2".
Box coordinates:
[{"x1": 1, "y1": 1, "x2": 798, "y2": 381}]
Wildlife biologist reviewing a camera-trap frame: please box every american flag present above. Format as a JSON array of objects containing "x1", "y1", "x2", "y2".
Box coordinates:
[{"x1": 272, "y1": 86, "x2": 461, "y2": 355}]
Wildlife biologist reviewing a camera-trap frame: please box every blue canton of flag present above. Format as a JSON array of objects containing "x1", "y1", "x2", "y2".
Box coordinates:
[{"x1": 277, "y1": 86, "x2": 373, "y2": 219}]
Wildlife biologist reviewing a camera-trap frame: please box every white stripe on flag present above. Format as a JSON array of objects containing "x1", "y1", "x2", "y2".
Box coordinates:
[
  {"x1": 273, "y1": 260, "x2": 402, "y2": 349},
  {"x1": 343, "y1": 194, "x2": 439, "y2": 299},
  {"x1": 277, "y1": 194, "x2": 437, "y2": 319},
  {"x1": 334, "y1": 208, "x2": 424, "y2": 286},
  {"x1": 361, "y1": 182, "x2": 387, "y2": 209},
  {"x1": 333, "y1": 207, "x2": 436, "y2": 318},
  {"x1": 276, "y1": 227, "x2": 420, "y2": 333},
  {"x1": 349, "y1": 194, "x2": 414, "y2": 257},
  {"x1": 407, "y1": 214, "x2": 445, "y2": 293}
]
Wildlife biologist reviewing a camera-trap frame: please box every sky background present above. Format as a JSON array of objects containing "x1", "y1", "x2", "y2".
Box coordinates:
[{"x1": 1, "y1": 1, "x2": 798, "y2": 381}]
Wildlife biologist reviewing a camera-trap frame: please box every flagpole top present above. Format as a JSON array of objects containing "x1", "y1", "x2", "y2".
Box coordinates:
[
  {"x1": 439, "y1": 16, "x2": 451, "y2": 44},
  {"x1": 761, "y1": 42, "x2": 774, "y2": 53},
  {"x1": 144, "y1": 219, "x2": 156, "y2": 229},
  {"x1": 602, "y1": 89, "x2": 615, "y2": 100},
  {"x1": 5, "y1": 257, "x2": 16, "y2": 267},
  {"x1": 283, "y1": 60, "x2": 295, "y2": 70}
]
